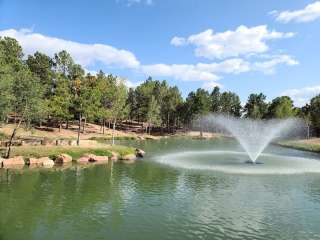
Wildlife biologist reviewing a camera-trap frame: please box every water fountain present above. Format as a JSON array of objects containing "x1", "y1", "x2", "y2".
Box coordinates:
[
  {"x1": 204, "y1": 115, "x2": 299, "y2": 163},
  {"x1": 154, "y1": 115, "x2": 320, "y2": 175}
]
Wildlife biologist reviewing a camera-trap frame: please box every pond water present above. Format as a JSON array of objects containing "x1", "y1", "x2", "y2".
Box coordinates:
[{"x1": 1, "y1": 138, "x2": 320, "y2": 240}]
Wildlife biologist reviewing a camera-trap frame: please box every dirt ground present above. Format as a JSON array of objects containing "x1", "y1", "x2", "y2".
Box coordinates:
[
  {"x1": 291, "y1": 138, "x2": 320, "y2": 145},
  {"x1": 0, "y1": 123, "x2": 149, "y2": 140}
]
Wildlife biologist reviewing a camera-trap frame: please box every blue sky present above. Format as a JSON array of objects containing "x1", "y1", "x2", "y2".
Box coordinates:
[{"x1": 1, "y1": 0, "x2": 320, "y2": 106}]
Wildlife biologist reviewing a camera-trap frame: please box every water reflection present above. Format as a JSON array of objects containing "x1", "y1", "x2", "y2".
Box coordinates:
[{"x1": 1, "y1": 139, "x2": 320, "y2": 239}]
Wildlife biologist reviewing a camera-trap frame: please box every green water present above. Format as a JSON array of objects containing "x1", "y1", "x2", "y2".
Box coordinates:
[{"x1": 1, "y1": 138, "x2": 320, "y2": 240}]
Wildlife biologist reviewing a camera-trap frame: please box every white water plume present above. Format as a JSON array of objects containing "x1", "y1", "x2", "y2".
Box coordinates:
[{"x1": 202, "y1": 115, "x2": 300, "y2": 163}]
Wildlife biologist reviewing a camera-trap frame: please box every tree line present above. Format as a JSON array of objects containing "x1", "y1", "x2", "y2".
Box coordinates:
[{"x1": 1, "y1": 36, "x2": 320, "y2": 146}]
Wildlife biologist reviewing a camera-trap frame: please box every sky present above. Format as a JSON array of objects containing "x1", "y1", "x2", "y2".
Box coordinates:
[{"x1": 1, "y1": 0, "x2": 320, "y2": 106}]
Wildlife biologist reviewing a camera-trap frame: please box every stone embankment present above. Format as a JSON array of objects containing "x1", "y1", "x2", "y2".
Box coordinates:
[{"x1": 0, "y1": 148, "x2": 146, "y2": 169}]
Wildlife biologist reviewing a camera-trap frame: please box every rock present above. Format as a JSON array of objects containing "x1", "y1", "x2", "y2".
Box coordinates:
[
  {"x1": 82, "y1": 154, "x2": 107, "y2": 162},
  {"x1": 91, "y1": 155, "x2": 108, "y2": 162},
  {"x1": 121, "y1": 154, "x2": 137, "y2": 161},
  {"x1": 42, "y1": 158, "x2": 54, "y2": 168},
  {"x1": 135, "y1": 148, "x2": 145, "y2": 158},
  {"x1": 2, "y1": 156, "x2": 25, "y2": 168},
  {"x1": 28, "y1": 157, "x2": 54, "y2": 167},
  {"x1": 77, "y1": 156, "x2": 90, "y2": 164},
  {"x1": 55, "y1": 154, "x2": 73, "y2": 164},
  {"x1": 28, "y1": 157, "x2": 44, "y2": 165},
  {"x1": 110, "y1": 152, "x2": 119, "y2": 162},
  {"x1": 82, "y1": 154, "x2": 97, "y2": 162}
]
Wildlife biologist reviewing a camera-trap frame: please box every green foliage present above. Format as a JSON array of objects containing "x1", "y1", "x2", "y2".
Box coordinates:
[
  {"x1": 49, "y1": 77, "x2": 72, "y2": 124},
  {"x1": 210, "y1": 86, "x2": 221, "y2": 112},
  {"x1": 267, "y1": 96, "x2": 294, "y2": 119},
  {"x1": 310, "y1": 95, "x2": 320, "y2": 134},
  {"x1": 244, "y1": 93, "x2": 268, "y2": 119},
  {"x1": 26, "y1": 51, "x2": 54, "y2": 96},
  {"x1": 147, "y1": 96, "x2": 161, "y2": 128},
  {"x1": 219, "y1": 91, "x2": 242, "y2": 117}
]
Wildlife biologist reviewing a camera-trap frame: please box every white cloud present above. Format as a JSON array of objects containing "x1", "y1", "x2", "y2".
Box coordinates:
[
  {"x1": 170, "y1": 36, "x2": 187, "y2": 46},
  {"x1": 202, "y1": 81, "x2": 222, "y2": 91},
  {"x1": 196, "y1": 58, "x2": 250, "y2": 74},
  {"x1": 253, "y1": 54, "x2": 299, "y2": 74},
  {"x1": 281, "y1": 86, "x2": 320, "y2": 106},
  {"x1": 170, "y1": 25, "x2": 294, "y2": 59},
  {"x1": 0, "y1": 28, "x2": 140, "y2": 69},
  {"x1": 141, "y1": 59, "x2": 250, "y2": 82},
  {"x1": 273, "y1": 1, "x2": 320, "y2": 23},
  {"x1": 141, "y1": 63, "x2": 221, "y2": 81},
  {"x1": 124, "y1": 79, "x2": 143, "y2": 88},
  {"x1": 140, "y1": 56, "x2": 297, "y2": 82},
  {"x1": 0, "y1": 28, "x2": 298, "y2": 85}
]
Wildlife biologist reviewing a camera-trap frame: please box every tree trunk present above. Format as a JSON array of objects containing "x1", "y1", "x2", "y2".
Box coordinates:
[
  {"x1": 66, "y1": 120, "x2": 69, "y2": 129},
  {"x1": 112, "y1": 121, "x2": 116, "y2": 145},
  {"x1": 103, "y1": 119, "x2": 105, "y2": 134},
  {"x1": 77, "y1": 113, "x2": 81, "y2": 146},
  {"x1": 167, "y1": 112, "x2": 170, "y2": 132},
  {"x1": 59, "y1": 121, "x2": 62, "y2": 132},
  {"x1": 200, "y1": 117, "x2": 203, "y2": 138},
  {"x1": 6, "y1": 118, "x2": 23, "y2": 158},
  {"x1": 82, "y1": 117, "x2": 86, "y2": 133}
]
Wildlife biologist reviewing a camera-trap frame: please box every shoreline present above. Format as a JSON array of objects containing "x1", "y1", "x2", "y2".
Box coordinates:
[{"x1": 277, "y1": 139, "x2": 320, "y2": 154}]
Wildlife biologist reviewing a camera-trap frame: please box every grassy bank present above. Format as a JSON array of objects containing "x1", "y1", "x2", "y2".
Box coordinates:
[
  {"x1": 278, "y1": 139, "x2": 320, "y2": 153},
  {"x1": 1, "y1": 144, "x2": 136, "y2": 160}
]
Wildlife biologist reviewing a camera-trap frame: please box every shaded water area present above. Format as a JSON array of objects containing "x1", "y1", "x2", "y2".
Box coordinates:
[{"x1": 1, "y1": 138, "x2": 320, "y2": 239}]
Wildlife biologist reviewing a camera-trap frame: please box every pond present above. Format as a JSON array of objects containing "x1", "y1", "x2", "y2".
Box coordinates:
[{"x1": 1, "y1": 138, "x2": 320, "y2": 239}]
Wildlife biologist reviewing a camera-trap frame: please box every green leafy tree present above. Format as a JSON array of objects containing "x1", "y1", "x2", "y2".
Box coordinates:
[
  {"x1": 220, "y1": 91, "x2": 242, "y2": 117},
  {"x1": 243, "y1": 93, "x2": 268, "y2": 119},
  {"x1": 267, "y1": 96, "x2": 294, "y2": 119},
  {"x1": 26, "y1": 51, "x2": 54, "y2": 96},
  {"x1": 296, "y1": 104, "x2": 312, "y2": 138},
  {"x1": 310, "y1": 95, "x2": 320, "y2": 136},
  {"x1": 146, "y1": 96, "x2": 161, "y2": 134},
  {"x1": 210, "y1": 86, "x2": 221, "y2": 113},
  {"x1": 54, "y1": 50, "x2": 74, "y2": 77},
  {"x1": 48, "y1": 77, "x2": 72, "y2": 131},
  {"x1": 6, "y1": 66, "x2": 45, "y2": 157}
]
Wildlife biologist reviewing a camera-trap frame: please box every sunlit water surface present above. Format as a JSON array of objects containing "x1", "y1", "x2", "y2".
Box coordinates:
[{"x1": 1, "y1": 138, "x2": 320, "y2": 240}]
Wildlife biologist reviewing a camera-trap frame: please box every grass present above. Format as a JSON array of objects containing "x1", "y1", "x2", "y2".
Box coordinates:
[
  {"x1": 0, "y1": 132, "x2": 8, "y2": 140},
  {"x1": 278, "y1": 141, "x2": 320, "y2": 153},
  {"x1": 1, "y1": 144, "x2": 136, "y2": 160},
  {"x1": 90, "y1": 136, "x2": 138, "y2": 142}
]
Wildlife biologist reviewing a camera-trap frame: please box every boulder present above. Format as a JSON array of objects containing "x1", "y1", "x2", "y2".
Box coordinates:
[
  {"x1": 42, "y1": 158, "x2": 54, "y2": 168},
  {"x1": 121, "y1": 154, "x2": 137, "y2": 161},
  {"x1": 82, "y1": 154, "x2": 97, "y2": 162},
  {"x1": 135, "y1": 148, "x2": 146, "y2": 158},
  {"x1": 28, "y1": 157, "x2": 44, "y2": 165},
  {"x1": 91, "y1": 155, "x2": 108, "y2": 162},
  {"x1": 2, "y1": 156, "x2": 25, "y2": 168},
  {"x1": 77, "y1": 156, "x2": 90, "y2": 164},
  {"x1": 55, "y1": 154, "x2": 73, "y2": 164}
]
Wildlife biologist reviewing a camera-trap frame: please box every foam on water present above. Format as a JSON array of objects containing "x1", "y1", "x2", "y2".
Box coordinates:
[{"x1": 155, "y1": 150, "x2": 320, "y2": 175}]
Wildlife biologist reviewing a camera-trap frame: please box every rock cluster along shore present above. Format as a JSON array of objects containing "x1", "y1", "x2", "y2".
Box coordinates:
[{"x1": 0, "y1": 148, "x2": 146, "y2": 169}]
